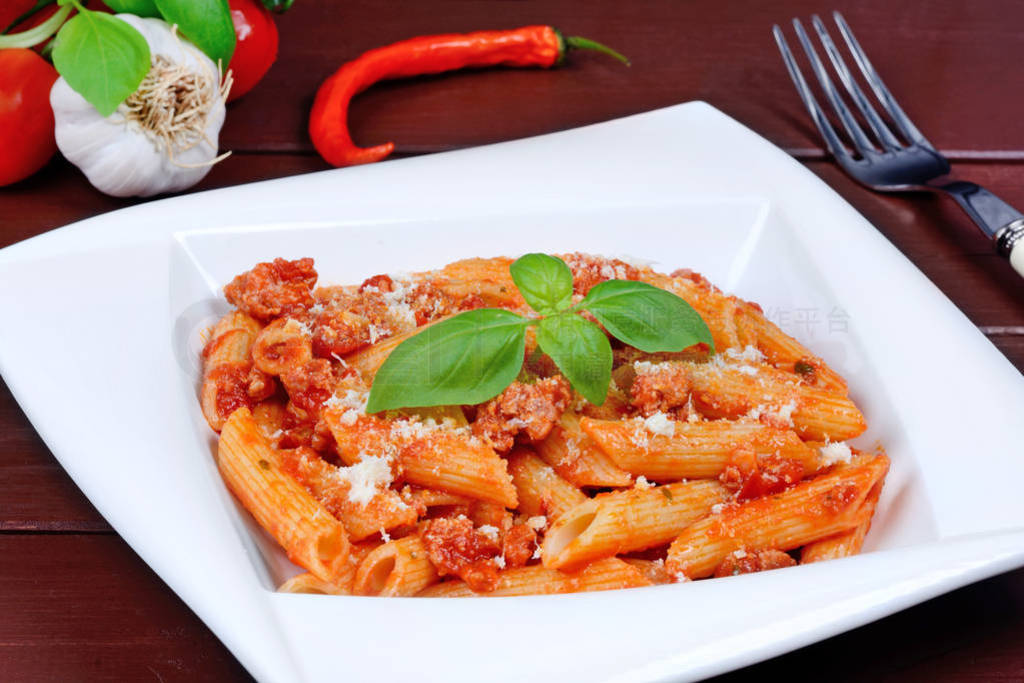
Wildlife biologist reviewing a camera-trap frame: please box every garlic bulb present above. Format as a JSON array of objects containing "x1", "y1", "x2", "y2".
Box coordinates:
[{"x1": 50, "y1": 14, "x2": 230, "y2": 198}]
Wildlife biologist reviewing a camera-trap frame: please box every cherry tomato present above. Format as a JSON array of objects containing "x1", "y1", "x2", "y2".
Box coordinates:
[
  {"x1": 0, "y1": 49, "x2": 59, "y2": 186},
  {"x1": 227, "y1": 0, "x2": 279, "y2": 102}
]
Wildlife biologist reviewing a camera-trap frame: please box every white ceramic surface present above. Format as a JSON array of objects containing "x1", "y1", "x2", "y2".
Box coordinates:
[{"x1": 1, "y1": 102, "x2": 1022, "y2": 683}]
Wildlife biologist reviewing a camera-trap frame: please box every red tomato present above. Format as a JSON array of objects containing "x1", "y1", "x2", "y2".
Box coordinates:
[
  {"x1": 227, "y1": 0, "x2": 279, "y2": 102},
  {"x1": 0, "y1": 49, "x2": 59, "y2": 187}
]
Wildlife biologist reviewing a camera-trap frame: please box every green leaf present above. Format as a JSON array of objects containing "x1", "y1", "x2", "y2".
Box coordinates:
[
  {"x1": 104, "y1": 0, "x2": 162, "y2": 18},
  {"x1": 580, "y1": 280, "x2": 715, "y2": 353},
  {"x1": 261, "y1": 0, "x2": 295, "y2": 12},
  {"x1": 510, "y1": 253, "x2": 574, "y2": 315},
  {"x1": 154, "y1": 0, "x2": 235, "y2": 65},
  {"x1": 52, "y1": 11, "x2": 151, "y2": 117},
  {"x1": 366, "y1": 309, "x2": 531, "y2": 413},
  {"x1": 536, "y1": 314, "x2": 611, "y2": 405}
]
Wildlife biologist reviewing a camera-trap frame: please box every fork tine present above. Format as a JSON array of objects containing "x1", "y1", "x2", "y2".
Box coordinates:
[
  {"x1": 832, "y1": 11, "x2": 937, "y2": 152},
  {"x1": 810, "y1": 15, "x2": 902, "y2": 152},
  {"x1": 791, "y1": 18, "x2": 876, "y2": 157},
  {"x1": 772, "y1": 25, "x2": 850, "y2": 162}
]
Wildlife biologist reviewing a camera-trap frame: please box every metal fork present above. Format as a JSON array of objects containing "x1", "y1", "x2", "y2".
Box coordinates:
[{"x1": 773, "y1": 11, "x2": 1024, "y2": 278}]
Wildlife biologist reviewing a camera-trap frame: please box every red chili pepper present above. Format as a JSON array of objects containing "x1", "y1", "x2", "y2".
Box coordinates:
[
  {"x1": 0, "y1": 48, "x2": 58, "y2": 186},
  {"x1": 309, "y1": 25, "x2": 629, "y2": 168},
  {"x1": 227, "y1": 0, "x2": 279, "y2": 102}
]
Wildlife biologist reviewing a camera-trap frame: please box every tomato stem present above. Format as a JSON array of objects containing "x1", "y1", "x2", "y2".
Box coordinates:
[
  {"x1": 0, "y1": 4, "x2": 71, "y2": 49},
  {"x1": 565, "y1": 35, "x2": 631, "y2": 66},
  {"x1": 1, "y1": 0, "x2": 56, "y2": 35}
]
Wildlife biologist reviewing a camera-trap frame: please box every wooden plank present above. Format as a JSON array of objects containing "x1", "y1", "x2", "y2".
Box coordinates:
[
  {"x1": 222, "y1": 0, "x2": 1024, "y2": 157},
  {"x1": 0, "y1": 377, "x2": 107, "y2": 531},
  {"x1": 714, "y1": 566, "x2": 1024, "y2": 682},
  {"x1": 0, "y1": 534, "x2": 252, "y2": 682}
]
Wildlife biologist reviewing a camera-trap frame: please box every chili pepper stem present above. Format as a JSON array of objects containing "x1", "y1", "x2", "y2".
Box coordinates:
[{"x1": 565, "y1": 34, "x2": 631, "y2": 66}]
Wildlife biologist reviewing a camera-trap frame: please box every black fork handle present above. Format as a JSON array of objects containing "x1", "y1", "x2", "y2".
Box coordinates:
[{"x1": 928, "y1": 179, "x2": 1024, "y2": 277}]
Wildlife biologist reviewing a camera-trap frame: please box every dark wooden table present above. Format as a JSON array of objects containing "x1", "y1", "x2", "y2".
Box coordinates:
[{"x1": 2, "y1": 1, "x2": 1023, "y2": 680}]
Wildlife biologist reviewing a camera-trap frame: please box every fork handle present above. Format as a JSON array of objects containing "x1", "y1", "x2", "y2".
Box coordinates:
[
  {"x1": 930, "y1": 180, "x2": 1024, "y2": 277},
  {"x1": 997, "y1": 219, "x2": 1024, "y2": 278}
]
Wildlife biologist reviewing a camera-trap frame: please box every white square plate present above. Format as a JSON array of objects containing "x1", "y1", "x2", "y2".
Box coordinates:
[{"x1": 1, "y1": 102, "x2": 1022, "y2": 683}]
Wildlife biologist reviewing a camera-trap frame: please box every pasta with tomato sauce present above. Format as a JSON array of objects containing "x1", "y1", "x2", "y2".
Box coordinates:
[{"x1": 201, "y1": 253, "x2": 886, "y2": 596}]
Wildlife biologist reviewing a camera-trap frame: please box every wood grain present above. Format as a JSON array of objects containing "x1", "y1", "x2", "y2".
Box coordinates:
[
  {"x1": 0, "y1": 535, "x2": 250, "y2": 682},
  {"x1": 223, "y1": 0, "x2": 1024, "y2": 158},
  {"x1": 1, "y1": 0, "x2": 1022, "y2": 680}
]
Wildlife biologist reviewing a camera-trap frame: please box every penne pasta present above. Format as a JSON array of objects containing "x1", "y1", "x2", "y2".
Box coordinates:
[
  {"x1": 279, "y1": 446, "x2": 417, "y2": 541},
  {"x1": 735, "y1": 305, "x2": 848, "y2": 394},
  {"x1": 278, "y1": 541, "x2": 379, "y2": 595},
  {"x1": 801, "y1": 475, "x2": 885, "y2": 563},
  {"x1": 580, "y1": 417, "x2": 821, "y2": 481},
  {"x1": 354, "y1": 534, "x2": 439, "y2": 596},
  {"x1": 205, "y1": 255, "x2": 892, "y2": 598},
  {"x1": 506, "y1": 447, "x2": 587, "y2": 521},
  {"x1": 534, "y1": 411, "x2": 633, "y2": 487},
  {"x1": 666, "y1": 455, "x2": 889, "y2": 579},
  {"x1": 324, "y1": 406, "x2": 518, "y2": 507},
  {"x1": 434, "y1": 257, "x2": 525, "y2": 309},
  {"x1": 251, "y1": 317, "x2": 313, "y2": 375},
  {"x1": 542, "y1": 480, "x2": 730, "y2": 570},
  {"x1": 200, "y1": 311, "x2": 270, "y2": 431},
  {"x1": 218, "y1": 408, "x2": 351, "y2": 583},
  {"x1": 416, "y1": 558, "x2": 651, "y2": 597},
  {"x1": 621, "y1": 558, "x2": 672, "y2": 585},
  {"x1": 683, "y1": 360, "x2": 865, "y2": 442}
]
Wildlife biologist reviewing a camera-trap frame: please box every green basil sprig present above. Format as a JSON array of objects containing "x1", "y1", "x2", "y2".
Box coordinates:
[
  {"x1": 52, "y1": 5, "x2": 151, "y2": 117},
  {"x1": 365, "y1": 254, "x2": 714, "y2": 413}
]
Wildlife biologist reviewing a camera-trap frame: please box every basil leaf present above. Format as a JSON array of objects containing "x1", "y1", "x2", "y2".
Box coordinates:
[
  {"x1": 104, "y1": 0, "x2": 162, "y2": 18},
  {"x1": 510, "y1": 253, "x2": 574, "y2": 315},
  {"x1": 52, "y1": 11, "x2": 151, "y2": 117},
  {"x1": 366, "y1": 309, "x2": 531, "y2": 413},
  {"x1": 580, "y1": 280, "x2": 715, "y2": 353},
  {"x1": 154, "y1": 0, "x2": 235, "y2": 65},
  {"x1": 536, "y1": 314, "x2": 611, "y2": 405}
]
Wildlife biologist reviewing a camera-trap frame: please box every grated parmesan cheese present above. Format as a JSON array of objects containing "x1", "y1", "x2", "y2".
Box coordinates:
[
  {"x1": 367, "y1": 323, "x2": 390, "y2": 344},
  {"x1": 711, "y1": 503, "x2": 725, "y2": 515},
  {"x1": 477, "y1": 525, "x2": 500, "y2": 542},
  {"x1": 633, "y1": 360, "x2": 655, "y2": 375},
  {"x1": 380, "y1": 528, "x2": 391, "y2": 543},
  {"x1": 643, "y1": 411, "x2": 676, "y2": 438},
  {"x1": 380, "y1": 276, "x2": 417, "y2": 328},
  {"x1": 746, "y1": 399, "x2": 797, "y2": 426},
  {"x1": 334, "y1": 454, "x2": 393, "y2": 506},
  {"x1": 819, "y1": 441, "x2": 853, "y2": 466},
  {"x1": 325, "y1": 389, "x2": 368, "y2": 425},
  {"x1": 526, "y1": 515, "x2": 547, "y2": 531},
  {"x1": 724, "y1": 345, "x2": 765, "y2": 364},
  {"x1": 494, "y1": 555, "x2": 506, "y2": 569},
  {"x1": 634, "y1": 475, "x2": 653, "y2": 490}
]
